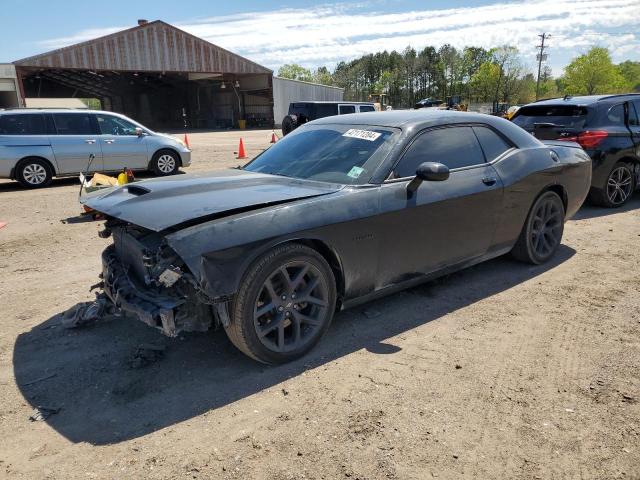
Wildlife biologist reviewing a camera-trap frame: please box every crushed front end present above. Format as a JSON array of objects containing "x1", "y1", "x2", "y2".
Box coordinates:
[{"x1": 96, "y1": 219, "x2": 229, "y2": 336}]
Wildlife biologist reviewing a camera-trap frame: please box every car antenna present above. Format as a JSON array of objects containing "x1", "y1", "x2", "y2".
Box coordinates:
[{"x1": 563, "y1": 95, "x2": 572, "y2": 100}]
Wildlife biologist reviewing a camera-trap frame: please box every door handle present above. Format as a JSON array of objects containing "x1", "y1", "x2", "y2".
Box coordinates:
[
  {"x1": 104, "y1": 139, "x2": 115, "y2": 144},
  {"x1": 482, "y1": 176, "x2": 497, "y2": 186},
  {"x1": 85, "y1": 139, "x2": 96, "y2": 144}
]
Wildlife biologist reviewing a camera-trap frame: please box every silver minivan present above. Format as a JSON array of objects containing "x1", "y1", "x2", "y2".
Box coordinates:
[{"x1": 0, "y1": 109, "x2": 191, "y2": 188}]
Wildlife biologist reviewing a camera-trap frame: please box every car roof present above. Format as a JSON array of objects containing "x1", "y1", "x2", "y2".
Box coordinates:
[
  {"x1": 311, "y1": 109, "x2": 499, "y2": 128},
  {"x1": 530, "y1": 93, "x2": 640, "y2": 107},
  {"x1": 292, "y1": 101, "x2": 374, "y2": 105},
  {"x1": 0, "y1": 108, "x2": 114, "y2": 115},
  {"x1": 309, "y1": 109, "x2": 541, "y2": 148}
]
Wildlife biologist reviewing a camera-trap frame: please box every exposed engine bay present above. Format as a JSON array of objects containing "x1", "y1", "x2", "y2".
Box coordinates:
[{"x1": 96, "y1": 219, "x2": 230, "y2": 336}]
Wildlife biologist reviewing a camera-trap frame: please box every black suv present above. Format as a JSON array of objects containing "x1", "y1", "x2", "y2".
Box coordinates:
[
  {"x1": 512, "y1": 94, "x2": 640, "y2": 207},
  {"x1": 281, "y1": 101, "x2": 376, "y2": 136}
]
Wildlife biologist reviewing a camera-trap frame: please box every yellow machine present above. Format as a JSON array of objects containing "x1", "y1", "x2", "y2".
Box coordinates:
[{"x1": 368, "y1": 93, "x2": 390, "y2": 111}]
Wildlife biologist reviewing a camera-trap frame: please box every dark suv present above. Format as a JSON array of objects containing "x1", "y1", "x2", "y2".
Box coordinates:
[
  {"x1": 512, "y1": 94, "x2": 640, "y2": 207},
  {"x1": 281, "y1": 101, "x2": 376, "y2": 136}
]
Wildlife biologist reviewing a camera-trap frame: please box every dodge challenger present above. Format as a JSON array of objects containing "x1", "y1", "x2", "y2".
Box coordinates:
[{"x1": 85, "y1": 110, "x2": 592, "y2": 363}]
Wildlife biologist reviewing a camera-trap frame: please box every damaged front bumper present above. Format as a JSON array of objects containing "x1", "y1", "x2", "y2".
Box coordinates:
[{"x1": 101, "y1": 246, "x2": 187, "y2": 336}]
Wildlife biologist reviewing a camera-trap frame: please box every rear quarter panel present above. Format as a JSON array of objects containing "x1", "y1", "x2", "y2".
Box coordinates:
[
  {"x1": 0, "y1": 136, "x2": 58, "y2": 177},
  {"x1": 491, "y1": 144, "x2": 590, "y2": 250}
]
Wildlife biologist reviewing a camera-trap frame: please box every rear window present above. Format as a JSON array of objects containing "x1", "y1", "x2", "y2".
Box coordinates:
[
  {"x1": 359, "y1": 105, "x2": 376, "y2": 112},
  {"x1": 607, "y1": 104, "x2": 625, "y2": 124},
  {"x1": 512, "y1": 105, "x2": 589, "y2": 130},
  {"x1": 339, "y1": 105, "x2": 356, "y2": 114},
  {"x1": 0, "y1": 114, "x2": 46, "y2": 135}
]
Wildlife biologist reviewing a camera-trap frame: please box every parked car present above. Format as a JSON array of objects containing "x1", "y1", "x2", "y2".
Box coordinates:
[
  {"x1": 0, "y1": 109, "x2": 191, "y2": 188},
  {"x1": 512, "y1": 94, "x2": 640, "y2": 207},
  {"x1": 85, "y1": 110, "x2": 591, "y2": 364},
  {"x1": 281, "y1": 101, "x2": 376, "y2": 136}
]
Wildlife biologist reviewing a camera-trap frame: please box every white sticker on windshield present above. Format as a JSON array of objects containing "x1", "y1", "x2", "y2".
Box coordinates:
[
  {"x1": 342, "y1": 129, "x2": 381, "y2": 142},
  {"x1": 347, "y1": 166, "x2": 365, "y2": 179}
]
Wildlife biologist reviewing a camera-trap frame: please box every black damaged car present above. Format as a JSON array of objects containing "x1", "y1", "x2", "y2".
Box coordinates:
[{"x1": 86, "y1": 110, "x2": 592, "y2": 363}]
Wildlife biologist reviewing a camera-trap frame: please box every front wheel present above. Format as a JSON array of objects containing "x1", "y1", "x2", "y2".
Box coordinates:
[
  {"x1": 150, "y1": 150, "x2": 180, "y2": 176},
  {"x1": 511, "y1": 191, "x2": 565, "y2": 265},
  {"x1": 225, "y1": 243, "x2": 337, "y2": 364}
]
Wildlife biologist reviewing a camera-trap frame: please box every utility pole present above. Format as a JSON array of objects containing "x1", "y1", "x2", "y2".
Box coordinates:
[{"x1": 535, "y1": 33, "x2": 549, "y2": 101}]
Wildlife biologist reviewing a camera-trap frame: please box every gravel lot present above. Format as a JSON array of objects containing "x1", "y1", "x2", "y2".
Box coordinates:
[{"x1": 0, "y1": 129, "x2": 639, "y2": 479}]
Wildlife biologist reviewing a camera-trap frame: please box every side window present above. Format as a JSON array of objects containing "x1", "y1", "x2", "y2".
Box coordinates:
[
  {"x1": 339, "y1": 105, "x2": 356, "y2": 114},
  {"x1": 314, "y1": 104, "x2": 339, "y2": 118},
  {"x1": 359, "y1": 105, "x2": 376, "y2": 112},
  {"x1": 53, "y1": 114, "x2": 94, "y2": 135},
  {"x1": 0, "y1": 114, "x2": 46, "y2": 135},
  {"x1": 472, "y1": 126, "x2": 512, "y2": 161},
  {"x1": 607, "y1": 103, "x2": 625, "y2": 124},
  {"x1": 393, "y1": 126, "x2": 485, "y2": 178},
  {"x1": 96, "y1": 114, "x2": 138, "y2": 135}
]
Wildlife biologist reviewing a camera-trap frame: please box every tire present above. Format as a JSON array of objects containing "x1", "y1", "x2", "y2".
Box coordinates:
[
  {"x1": 150, "y1": 149, "x2": 180, "y2": 176},
  {"x1": 511, "y1": 191, "x2": 565, "y2": 265},
  {"x1": 588, "y1": 162, "x2": 635, "y2": 208},
  {"x1": 225, "y1": 243, "x2": 337, "y2": 364},
  {"x1": 281, "y1": 115, "x2": 298, "y2": 136},
  {"x1": 16, "y1": 158, "x2": 53, "y2": 188}
]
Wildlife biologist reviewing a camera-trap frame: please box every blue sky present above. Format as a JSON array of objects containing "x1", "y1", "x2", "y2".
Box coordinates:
[{"x1": 2, "y1": 0, "x2": 639, "y2": 76}]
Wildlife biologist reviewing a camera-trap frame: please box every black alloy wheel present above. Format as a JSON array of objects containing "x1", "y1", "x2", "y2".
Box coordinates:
[
  {"x1": 225, "y1": 243, "x2": 336, "y2": 364},
  {"x1": 253, "y1": 261, "x2": 329, "y2": 353},
  {"x1": 512, "y1": 191, "x2": 565, "y2": 264}
]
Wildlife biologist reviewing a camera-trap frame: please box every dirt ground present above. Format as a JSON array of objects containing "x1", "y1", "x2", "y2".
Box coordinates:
[{"x1": 0, "y1": 129, "x2": 639, "y2": 480}]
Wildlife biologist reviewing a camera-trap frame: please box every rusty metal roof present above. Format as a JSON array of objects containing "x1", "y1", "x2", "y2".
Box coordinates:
[{"x1": 14, "y1": 20, "x2": 271, "y2": 75}]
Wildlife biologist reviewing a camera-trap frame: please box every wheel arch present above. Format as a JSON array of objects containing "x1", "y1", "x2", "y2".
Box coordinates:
[
  {"x1": 544, "y1": 183, "x2": 568, "y2": 212},
  {"x1": 12, "y1": 155, "x2": 57, "y2": 179}
]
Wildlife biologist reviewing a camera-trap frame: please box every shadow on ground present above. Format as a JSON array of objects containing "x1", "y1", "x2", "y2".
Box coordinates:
[
  {"x1": 13, "y1": 246, "x2": 575, "y2": 445},
  {"x1": 570, "y1": 194, "x2": 639, "y2": 220}
]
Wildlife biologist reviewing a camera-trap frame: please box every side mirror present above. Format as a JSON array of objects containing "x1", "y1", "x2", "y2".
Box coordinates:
[
  {"x1": 407, "y1": 162, "x2": 450, "y2": 195},
  {"x1": 135, "y1": 127, "x2": 144, "y2": 136}
]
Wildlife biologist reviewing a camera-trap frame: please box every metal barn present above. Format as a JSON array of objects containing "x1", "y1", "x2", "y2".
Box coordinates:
[
  {"x1": 12, "y1": 20, "x2": 274, "y2": 129},
  {"x1": 272, "y1": 77, "x2": 344, "y2": 127}
]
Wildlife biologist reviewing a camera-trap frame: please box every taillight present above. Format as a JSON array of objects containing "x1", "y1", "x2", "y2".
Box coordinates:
[{"x1": 558, "y1": 130, "x2": 608, "y2": 149}]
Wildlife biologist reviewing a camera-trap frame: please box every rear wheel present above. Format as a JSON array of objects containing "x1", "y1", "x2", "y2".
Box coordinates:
[
  {"x1": 511, "y1": 191, "x2": 565, "y2": 264},
  {"x1": 225, "y1": 243, "x2": 336, "y2": 364},
  {"x1": 150, "y1": 150, "x2": 180, "y2": 176},
  {"x1": 590, "y1": 162, "x2": 634, "y2": 208},
  {"x1": 16, "y1": 158, "x2": 52, "y2": 188},
  {"x1": 281, "y1": 115, "x2": 298, "y2": 136}
]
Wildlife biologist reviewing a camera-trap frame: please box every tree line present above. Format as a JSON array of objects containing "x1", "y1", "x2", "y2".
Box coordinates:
[{"x1": 278, "y1": 46, "x2": 640, "y2": 109}]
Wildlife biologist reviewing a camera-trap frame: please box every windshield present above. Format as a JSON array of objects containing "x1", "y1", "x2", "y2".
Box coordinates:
[
  {"x1": 244, "y1": 124, "x2": 398, "y2": 184},
  {"x1": 512, "y1": 105, "x2": 590, "y2": 130}
]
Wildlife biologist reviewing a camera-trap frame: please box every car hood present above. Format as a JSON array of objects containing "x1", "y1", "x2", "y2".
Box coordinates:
[{"x1": 85, "y1": 169, "x2": 343, "y2": 232}]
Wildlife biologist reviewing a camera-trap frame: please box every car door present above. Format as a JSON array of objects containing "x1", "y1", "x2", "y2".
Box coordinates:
[
  {"x1": 49, "y1": 112, "x2": 102, "y2": 174},
  {"x1": 95, "y1": 113, "x2": 149, "y2": 171},
  {"x1": 376, "y1": 125, "x2": 504, "y2": 289}
]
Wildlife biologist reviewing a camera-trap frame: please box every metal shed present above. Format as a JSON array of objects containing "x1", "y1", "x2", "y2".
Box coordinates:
[
  {"x1": 272, "y1": 77, "x2": 344, "y2": 127},
  {"x1": 13, "y1": 20, "x2": 274, "y2": 129}
]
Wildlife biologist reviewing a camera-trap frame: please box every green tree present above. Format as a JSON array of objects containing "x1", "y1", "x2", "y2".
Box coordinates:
[
  {"x1": 277, "y1": 64, "x2": 313, "y2": 82},
  {"x1": 562, "y1": 47, "x2": 627, "y2": 95},
  {"x1": 313, "y1": 66, "x2": 333, "y2": 86},
  {"x1": 617, "y1": 60, "x2": 640, "y2": 91}
]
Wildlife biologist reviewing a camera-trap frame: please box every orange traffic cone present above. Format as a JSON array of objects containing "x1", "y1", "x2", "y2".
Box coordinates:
[
  {"x1": 236, "y1": 138, "x2": 247, "y2": 159},
  {"x1": 270, "y1": 131, "x2": 277, "y2": 143},
  {"x1": 183, "y1": 133, "x2": 190, "y2": 149}
]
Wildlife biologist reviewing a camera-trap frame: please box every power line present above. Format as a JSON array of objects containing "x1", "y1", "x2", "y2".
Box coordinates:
[{"x1": 535, "y1": 33, "x2": 549, "y2": 101}]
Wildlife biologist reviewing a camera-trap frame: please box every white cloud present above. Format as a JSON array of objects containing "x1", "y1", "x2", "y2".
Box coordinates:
[{"x1": 38, "y1": 0, "x2": 640, "y2": 72}]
